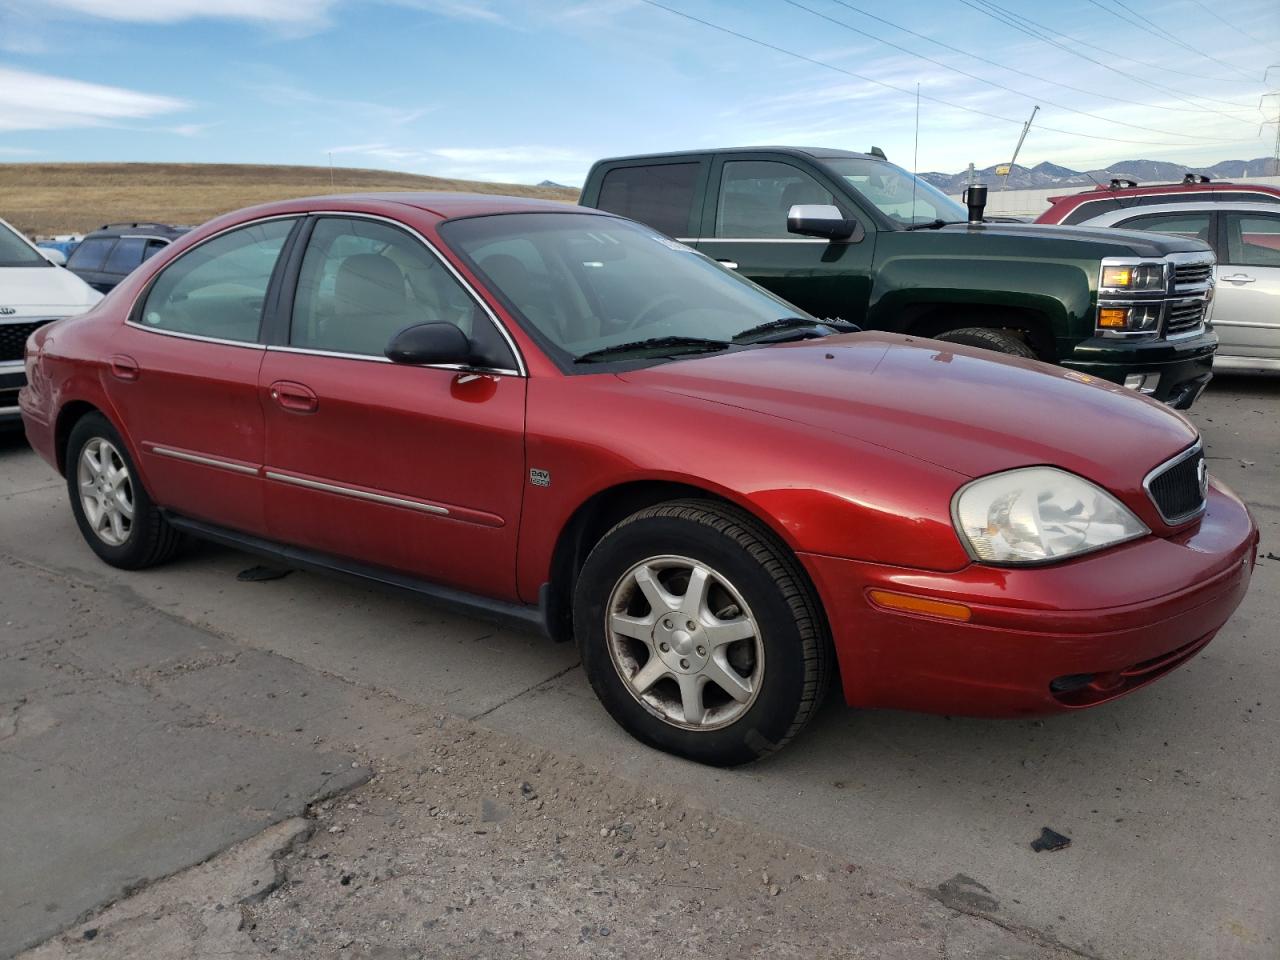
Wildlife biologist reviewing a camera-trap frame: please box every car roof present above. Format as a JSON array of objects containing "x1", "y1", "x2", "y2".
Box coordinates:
[
  {"x1": 592, "y1": 146, "x2": 881, "y2": 165},
  {"x1": 220, "y1": 192, "x2": 589, "y2": 223},
  {"x1": 86, "y1": 222, "x2": 189, "y2": 239},
  {"x1": 1080, "y1": 201, "x2": 1280, "y2": 225}
]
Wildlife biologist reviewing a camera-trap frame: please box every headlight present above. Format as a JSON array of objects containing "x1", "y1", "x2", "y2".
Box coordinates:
[
  {"x1": 1101, "y1": 261, "x2": 1165, "y2": 291},
  {"x1": 952, "y1": 467, "x2": 1148, "y2": 564},
  {"x1": 1098, "y1": 303, "x2": 1162, "y2": 333}
]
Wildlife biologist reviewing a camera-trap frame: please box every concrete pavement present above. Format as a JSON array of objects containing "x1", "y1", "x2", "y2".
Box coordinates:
[{"x1": 1, "y1": 374, "x2": 1277, "y2": 959}]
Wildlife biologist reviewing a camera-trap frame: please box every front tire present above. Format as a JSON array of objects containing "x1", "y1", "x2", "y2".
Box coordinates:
[
  {"x1": 934, "y1": 326, "x2": 1037, "y2": 358},
  {"x1": 66, "y1": 413, "x2": 181, "y2": 569},
  {"x1": 574, "y1": 499, "x2": 830, "y2": 766}
]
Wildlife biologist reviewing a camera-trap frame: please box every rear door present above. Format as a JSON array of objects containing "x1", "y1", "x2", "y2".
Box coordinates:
[
  {"x1": 109, "y1": 216, "x2": 299, "y2": 533},
  {"x1": 1215, "y1": 210, "x2": 1280, "y2": 359},
  {"x1": 258, "y1": 214, "x2": 527, "y2": 599},
  {"x1": 693, "y1": 155, "x2": 875, "y2": 324},
  {"x1": 66, "y1": 236, "x2": 118, "y2": 293}
]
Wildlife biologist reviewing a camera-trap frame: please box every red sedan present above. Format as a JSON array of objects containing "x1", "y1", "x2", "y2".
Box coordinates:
[{"x1": 19, "y1": 194, "x2": 1258, "y2": 765}]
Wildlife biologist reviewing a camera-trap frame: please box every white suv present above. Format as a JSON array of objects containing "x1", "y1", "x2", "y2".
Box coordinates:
[
  {"x1": 1, "y1": 217, "x2": 102, "y2": 424},
  {"x1": 1070, "y1": 201, "x2": 1279, "y2": 374}
]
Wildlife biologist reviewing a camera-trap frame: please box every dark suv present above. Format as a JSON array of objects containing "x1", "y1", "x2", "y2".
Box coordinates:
[{"x1": 66, "y1": 222, "x2": 189, "y2": 294}]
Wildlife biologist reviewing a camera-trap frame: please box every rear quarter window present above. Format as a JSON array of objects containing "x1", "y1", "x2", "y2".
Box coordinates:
[
  {"x1": 596, "y1": 163, "x2": 700, "y2": 238},
  {"x1": 68, "y1": 237, "x2": 116, "y2": 272}
]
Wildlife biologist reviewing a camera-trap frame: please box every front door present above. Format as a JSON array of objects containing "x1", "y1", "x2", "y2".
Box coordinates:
[
  {"x1": 1214, "y1": 210, "x2": 1280, "y2": 360},
  {"x1": 693, "y1": 156, "x2": 876, "y2": 324},
  {"x1": 259, "y1": 215, "x2": 527, "y2": 599},
  {"x1": 107, "y1": 217, "x2": 299, "y2": 533}
]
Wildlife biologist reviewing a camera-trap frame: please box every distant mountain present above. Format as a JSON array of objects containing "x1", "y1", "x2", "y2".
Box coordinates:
[
  {"x1": 920, "y1": 157, "x2": 1276, "y2": 194},
  {"x1": 538, "y1": 179, "x2": 573, "y2": 189}
]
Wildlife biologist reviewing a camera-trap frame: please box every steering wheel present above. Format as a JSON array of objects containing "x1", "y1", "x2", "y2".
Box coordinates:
[{"x1": 627, "y1": 294, "x2": 688, "y2": 331}]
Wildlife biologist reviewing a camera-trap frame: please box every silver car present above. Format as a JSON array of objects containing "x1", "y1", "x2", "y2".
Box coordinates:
[{"x1": 1072, "y1": 201, "x2": 1280, "y2": 373}]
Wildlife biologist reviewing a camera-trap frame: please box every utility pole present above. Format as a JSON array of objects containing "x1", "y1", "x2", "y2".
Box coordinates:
[
  {"x1": 1265, "y1": 67, "x2": 1279, "y2": 177},
  {"x1": 1000, "y1": 105, "x2": 1039, "y2": 192}
]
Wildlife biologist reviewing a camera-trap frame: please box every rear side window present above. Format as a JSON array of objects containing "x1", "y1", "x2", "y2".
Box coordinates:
[
  {"x1": 1115, "y1": 212, "x2": 1212, "y2": 242},
  {"x1": 104, "y1": 237, "x2": 147, "y2": 275},
  {"x1": 139, "y1": 218, "x2": 295, "y2": 343},
  {"x1": 596, "y1": 163, "x2": 699, "y2": 237},
  {"x1": 143, "y1": 239, "x2": 169, "y2": 261},
  {"x1": 715, "y1": 160, "x2": 834, "y2": 239},
  {"x1": 68, "y1": 237, "x2": 116, "y2": 272},
  {"x1": 1225, "y1": 213, "x2": 1280, "y2": 267}
]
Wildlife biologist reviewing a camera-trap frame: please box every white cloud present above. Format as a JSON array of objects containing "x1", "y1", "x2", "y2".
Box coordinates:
[
  {"x1": 0, "y1": 66, "x2": 188, "y2": 132},
  {"x1": 36, "y1": 0, "x2": 335, "y2": 24}
]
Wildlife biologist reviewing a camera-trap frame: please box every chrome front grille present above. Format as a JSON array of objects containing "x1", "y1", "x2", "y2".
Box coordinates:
[
  {"x1": 1174, "y1": 262, "x2": 1213, "y2": 287},
  {"x1": 1145, "y1": 443, "x2": 1206, "y2": 524},
  {"x1": 1165, "y1": 299, "x2": 1206, "y2": 336}
]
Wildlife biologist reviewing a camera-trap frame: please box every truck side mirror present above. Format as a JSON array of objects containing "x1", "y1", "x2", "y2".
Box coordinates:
[{"x1": 787, "y1": 204, "x2": 864, "y2": 242}]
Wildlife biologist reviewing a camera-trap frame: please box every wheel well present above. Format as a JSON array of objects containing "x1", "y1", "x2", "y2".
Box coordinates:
[
  {"x1": 544, "y1": 481, "x2": 782, "y2": 643},
  {"x1": 54, "y1": 401, "x2": 101, "y2": 475},
  {"x1": 904, "y1": 305, "x2": 1057, "y2": 361}
]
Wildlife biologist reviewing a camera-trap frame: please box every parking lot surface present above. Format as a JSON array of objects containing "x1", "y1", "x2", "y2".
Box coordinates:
[{"x1": 1, "y1": 375, "x2": 1277, "y2": 959}]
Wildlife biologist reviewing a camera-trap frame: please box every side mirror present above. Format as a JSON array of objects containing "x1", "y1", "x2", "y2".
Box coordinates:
[
  {"x1": 39, "y1": 247, "x2": 67, "y2": 266},
  {"x1": 385, "y1": 322, "x2": 473, "y2": 366},
  {"x1": 787, "y1": 204, "x2": 864, "y2": 242}
]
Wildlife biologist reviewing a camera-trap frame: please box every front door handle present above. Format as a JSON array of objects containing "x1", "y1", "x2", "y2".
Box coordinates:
[
  {"x1": 716, "y1": 259, "x2": 739, "y2": 270},
  {"x1": 268, "y1": 380, "x2": 319, "y2": 414},
  {"x1": 1221, "y1": 274, "x2": 1256, "y2": 283},
  {"x1": 108, "y1": 355, "x2": 139, "y2": 381}
]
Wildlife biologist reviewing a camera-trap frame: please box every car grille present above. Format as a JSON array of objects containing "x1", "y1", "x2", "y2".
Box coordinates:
[
  {"x1": 1173, "y1": 262, "x2": 1213, "y2": 287},
  {"x1": 1146, "y1": 445, "x2": 1205, "y2": 523},
  {"x1": 0, "y1": 319, "x2": 55, "y2": 363},
  {"x1": 1165, "y1": 299, "x2": 1206, "y2": 336}
]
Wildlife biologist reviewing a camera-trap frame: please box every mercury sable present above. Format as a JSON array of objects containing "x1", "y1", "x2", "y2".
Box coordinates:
[{"x1": 19, "y1": 194, "x2": 1258, "y2": 765}]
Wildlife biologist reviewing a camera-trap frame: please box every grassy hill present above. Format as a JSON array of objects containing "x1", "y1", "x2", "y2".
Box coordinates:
[{"x1": 0, "y1": 162, "x2": 580, "y2": 237}]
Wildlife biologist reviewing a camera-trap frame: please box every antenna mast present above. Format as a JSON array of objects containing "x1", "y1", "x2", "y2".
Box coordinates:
[{"x1": 1001, "y1": 105, "x2": 1040, "y2": 192}]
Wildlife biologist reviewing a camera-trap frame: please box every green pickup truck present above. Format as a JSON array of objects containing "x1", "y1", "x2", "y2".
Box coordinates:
[{"x1": 579, "y1": 146, "x2": 1218, "y2": 408}]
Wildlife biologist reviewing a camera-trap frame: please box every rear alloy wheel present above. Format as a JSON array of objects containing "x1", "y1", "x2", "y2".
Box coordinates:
[
  {"x1": 934, "y1": 326, "x2": 1037, "y2": 359},
  {"x1": 66, "y1": 413, "x2": 182, "y2": 569},
  {"x1": 575, "y1": 499, "x2": 829, "y2": 766}
]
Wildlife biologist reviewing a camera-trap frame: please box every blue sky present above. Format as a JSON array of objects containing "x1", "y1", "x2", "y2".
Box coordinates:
[{"x1": 1, "y1": 0, "x2": 1276, "y2": 185}]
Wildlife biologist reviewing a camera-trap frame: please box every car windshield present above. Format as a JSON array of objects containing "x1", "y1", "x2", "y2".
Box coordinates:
[
  {"x1": 0, "y1": 220, "x2": 48, "y2": 267},
  {"x1": 441, "y1": 213, "x2": 817, "y2": 366},
  {"x1": 821, "y1": 158, "x2": 968, "y2": 228}
]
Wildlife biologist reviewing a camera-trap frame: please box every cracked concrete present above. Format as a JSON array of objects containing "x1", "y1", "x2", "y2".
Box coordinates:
[{"x1": 2, "y1": 374, "x2": 1279, "y2": 959}]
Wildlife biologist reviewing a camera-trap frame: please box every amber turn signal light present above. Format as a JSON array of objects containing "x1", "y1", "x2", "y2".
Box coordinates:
[
  {"x1": 1098, "y1": 307, "x2": 1129, "y2": 329},
  {"x1": 867, "y1": 590, "x2": 973, "y2": 621}
]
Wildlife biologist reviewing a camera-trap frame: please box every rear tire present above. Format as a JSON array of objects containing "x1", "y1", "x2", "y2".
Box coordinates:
[
  {"x1": 934, "y1": 326, "x2": 1037, "y2": 358},
  {"x1": 573, "y1": 499, "x2": 830, "y2": 766},
  {"x1": 66, "y1": 412, "x2": 182, "y2": 569}
]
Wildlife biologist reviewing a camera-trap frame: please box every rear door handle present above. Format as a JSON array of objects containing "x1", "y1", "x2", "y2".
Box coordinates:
[
  {"x1": 268, "y1": 380, "x2": 319, "y2": 414},
  {"x1": 108, "y1": 355, "x2": 139, "y2": 381},
  {"x1": 1221, "y1": 274, "x2": 1256, "y2": 283},
  {"x1": 716, "y1": 259, "x2": 739, "y2": 270}
]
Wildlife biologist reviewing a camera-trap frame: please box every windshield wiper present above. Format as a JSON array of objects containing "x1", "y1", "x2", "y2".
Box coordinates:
[
  {"x1": 902, "y1": 218, "x2": 954, "y2": 231},
  {"x1": 731, "y1": 316, "x2": 858, "y2": 344},
  {"x1": 573, "y1": 336, "x2": 730, "y2": 364}
]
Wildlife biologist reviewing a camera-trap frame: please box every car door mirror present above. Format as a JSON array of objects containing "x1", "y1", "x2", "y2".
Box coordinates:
[
  {"x1": 39, "y1": 247, "x2": 68, "y2": 266},
  {"x1": 385, "y1": 322, "x2": 474, "y2": 366},
  {"x1": 787, "y1": 204, "x2": 864, "y2": 242}
]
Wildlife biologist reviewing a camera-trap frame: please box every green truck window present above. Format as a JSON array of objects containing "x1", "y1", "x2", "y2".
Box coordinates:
[{"x1": 716, "y1": 161, "x2": 833, "y2": 240}]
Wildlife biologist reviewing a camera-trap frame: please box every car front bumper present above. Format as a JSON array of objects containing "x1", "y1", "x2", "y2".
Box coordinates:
[
  {"x1": 1, "y1": 362, "x2": 26, "y2": 425},
  {"x1": 801, "y1": 479, "x2": 1257, "y2": 717},
  {"x1": 1062, "y1": 328, "x2": 1217, "y2": 409}
]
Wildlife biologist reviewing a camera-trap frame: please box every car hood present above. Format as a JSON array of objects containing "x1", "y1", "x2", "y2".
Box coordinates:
[
  {"x1": 0, "y1": 265, "x2": 102, "y2": 315},
  {"x1": 618, "y1": 332, "x2": 1197, "y2": 487},
  {"x1": 940, "y1": 221, "x2": 1211, "y2": 257}
]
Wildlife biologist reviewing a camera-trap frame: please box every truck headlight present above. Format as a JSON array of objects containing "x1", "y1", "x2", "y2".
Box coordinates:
[
  {"x1": 952, "y1": 467, "x2": 1148, "y2": 564},
  {"x1": 1098, "y1": 302, "x2": 1162, "y2": 333},
  {"x1": 1101, "y1": 262, "x2": 1165, "y2": 291}
]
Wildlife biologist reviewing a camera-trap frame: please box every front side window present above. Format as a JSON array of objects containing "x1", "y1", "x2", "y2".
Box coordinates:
[
  {"x1": 715, "y1": 161, "x2": 834, "y2": 239},
  {"x1": 822, "y1": 157, "x2": 967, "y2": 227},
  {"x1": 0, "y1": 220, "x2": 46, "y2": 267},
  {"x1": 290, "y1": 217, "x2": 513, "y2": 366},
  {"x1": 67, "y1": 237, "x2": 116, "y2": 272},
  {"x1": 1225, "y1": 213, "x2": 1280, "y2": 267},
  {"x1": 1116, "y1": 212, "x2": 1212, "y2": 242},
  {"x1": 442, "y1": 212, "x2": 811, "y2": 367},
  {"x1": 104, "y1": 237, "x2": 147, "y2": 275},
  {"x1": 596, "y1": 163, "x2": 700, "y2": 238},
  {"x1": 139, "y1": 218, "x2": 294, "y2": 342}
]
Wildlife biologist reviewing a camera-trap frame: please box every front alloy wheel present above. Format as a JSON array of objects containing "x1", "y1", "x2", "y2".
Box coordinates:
[
  {"x1": 575, "y1": 499, "x2": 830, "y2": 766},
  {"x1": 606, "y1": 555, "x2": 764, "y2": 730}
]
